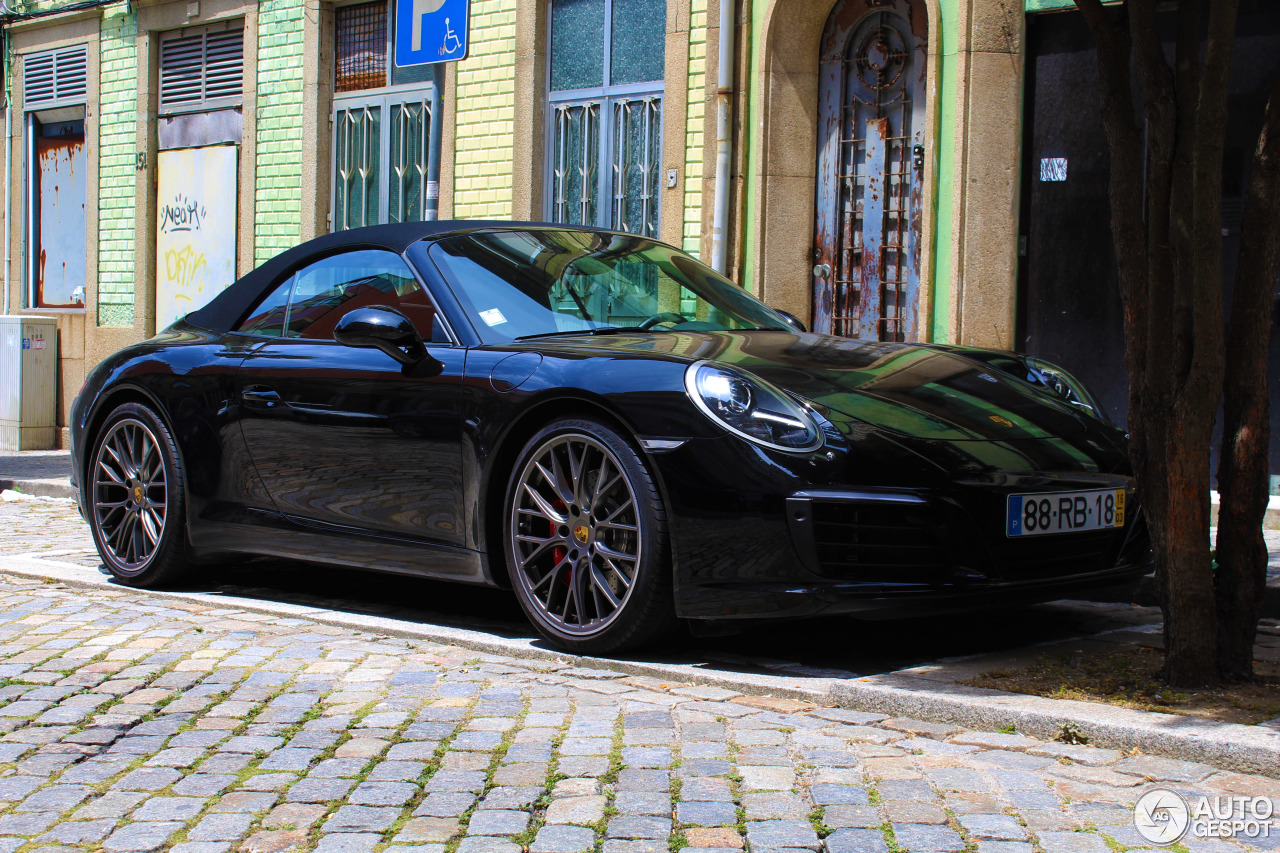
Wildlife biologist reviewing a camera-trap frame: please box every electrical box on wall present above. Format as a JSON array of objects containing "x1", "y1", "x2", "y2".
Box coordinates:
[{"x1": 0, "y1": 316, "x2": 58, "y2": 451}]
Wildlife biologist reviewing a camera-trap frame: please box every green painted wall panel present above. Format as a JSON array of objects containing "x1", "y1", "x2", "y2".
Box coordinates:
[
  {"x1": 931, "y1": 0, "x2": 958, "y2": 343},
  {"x1": 254, "y1": 0, "x2": 306, "y2": 265},
  {"x1": 98, "y1": 5, "x2": 138, "y2": 326}
]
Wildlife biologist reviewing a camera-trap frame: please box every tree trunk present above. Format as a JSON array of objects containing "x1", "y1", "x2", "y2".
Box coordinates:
[
  {"x1": 1215, "y1": 75, "x2": 1280, "y2": 681},
  {"x1": 1074, "y1": 0, "x2": 1240, "y2": 687}
]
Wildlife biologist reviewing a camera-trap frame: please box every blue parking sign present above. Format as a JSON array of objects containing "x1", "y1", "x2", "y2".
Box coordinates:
[{"x1": 395, "y1": 0, "x2": 469, "y2": 66}]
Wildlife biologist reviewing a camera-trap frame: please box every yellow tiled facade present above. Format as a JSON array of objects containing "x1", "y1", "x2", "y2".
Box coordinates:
[
  {"x1": 452, "y1": 0, "x2": 518, "y2": 218},
  {"x1": 682, "y1": 0, "x2": 707, "y2": 256}
]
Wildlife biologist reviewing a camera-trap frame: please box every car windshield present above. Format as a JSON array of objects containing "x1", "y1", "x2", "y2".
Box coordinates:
[{"x1": 421, "y1": 229, "x2": 790, "y2": 344}]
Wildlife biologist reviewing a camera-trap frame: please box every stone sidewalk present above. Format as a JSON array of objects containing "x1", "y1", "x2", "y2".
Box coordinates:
[
  {"x1": 0, "y1": 452, "x2": 74, "y2": 500},
  {"x1": 0, "y1": 572, "x2": 1277, "y2": 853}
]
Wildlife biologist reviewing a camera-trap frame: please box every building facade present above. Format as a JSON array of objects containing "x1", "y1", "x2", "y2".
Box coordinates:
[{"x1": 3, "y1": 0, "x2": 1043, "y2": 445}]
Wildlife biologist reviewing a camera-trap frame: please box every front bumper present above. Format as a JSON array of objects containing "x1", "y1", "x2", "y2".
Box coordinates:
[{"x1": 648, "y1": 436, "x2": 1153, "y2": 621}]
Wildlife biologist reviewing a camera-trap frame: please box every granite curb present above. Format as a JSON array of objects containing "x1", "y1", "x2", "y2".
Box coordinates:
[
  {"x1": 2, "y1": 551, "x2": 1277, "y2": 779},
  {"x1": 0, "y1": 476, "x2": 76, "y2": 499}
]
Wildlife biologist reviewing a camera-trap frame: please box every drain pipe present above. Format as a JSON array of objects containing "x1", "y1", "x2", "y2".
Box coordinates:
[
  {"x1": 425, "y1": 63, "x2": 443, "y2": 221},
  {"x1": 2, "y1": 25, "x2": 11, "y2": 316},
  {"x1": 709, "y1": 0, "x2": 734, "y2": 275}
]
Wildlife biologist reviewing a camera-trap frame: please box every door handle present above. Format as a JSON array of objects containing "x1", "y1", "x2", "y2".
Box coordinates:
[
  {"x1": 241, "y1": 386, "x2": 282, "y2": 408},
  {"x1": 813, "y1": 263, "x2": 832, "y2": 279}
]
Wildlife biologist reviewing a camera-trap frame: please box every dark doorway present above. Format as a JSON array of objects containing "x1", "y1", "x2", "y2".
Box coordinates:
[{"x1": 1019, "y1": 4, "x2": 1280, "y2": 483}]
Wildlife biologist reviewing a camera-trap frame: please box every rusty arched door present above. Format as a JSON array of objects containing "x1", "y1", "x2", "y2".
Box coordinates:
[{"x1": 812, "y1": 0, "x2": 927, "y2": 340}]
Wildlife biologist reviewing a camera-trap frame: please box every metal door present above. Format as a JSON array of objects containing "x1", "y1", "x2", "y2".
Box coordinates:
[
  {"x1": 813, "y1": 0, "x2": 926, "y2": 340},
  {"x1": 30, "y1": 118, "x2": 87, "y2": 308}
]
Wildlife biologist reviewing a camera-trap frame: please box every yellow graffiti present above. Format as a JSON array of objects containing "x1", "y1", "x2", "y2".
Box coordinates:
[{"x1": 164, "y1": 245, "x2": 209, "y2": 296}]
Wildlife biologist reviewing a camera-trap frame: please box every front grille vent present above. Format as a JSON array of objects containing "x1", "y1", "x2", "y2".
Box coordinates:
[
  {"x1": 986, "y1": 527, "x2": 1126, "y2": 580},
  {"x1": 809, "y1": 500, "x2": 950, "y2": 584}
]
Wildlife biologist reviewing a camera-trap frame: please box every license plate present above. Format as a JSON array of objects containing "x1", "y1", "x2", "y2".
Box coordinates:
[{"x1": 1006, "y1": 488, "x2": 1125, "y2": 537}]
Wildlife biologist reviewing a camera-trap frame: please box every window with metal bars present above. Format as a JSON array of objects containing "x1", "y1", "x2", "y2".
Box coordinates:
[
  {"x1": 331, "y1": 1, "x2": 437, "y2": 231},
  {"x1": 546, "y1": 0, "x2": 664, "y2": 238},
  {"x1": 158, "y1": 25, "x2": 244, "y2": 114},
  {"x1": 335, "y1": 0, "x2": 431, "y2": 92}
]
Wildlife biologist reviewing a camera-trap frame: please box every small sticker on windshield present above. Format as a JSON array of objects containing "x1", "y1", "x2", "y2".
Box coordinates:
[{"x1": 479, "y1": 308, "x2": 507, "y2": 326}]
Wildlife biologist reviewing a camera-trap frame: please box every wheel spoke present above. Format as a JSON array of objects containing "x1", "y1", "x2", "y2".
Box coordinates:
[
  {"x1": 521, "y1": 483, "x2": 566, "y2": 524},
  {"x1": 596, "y1": 541, "x2": 637, "y2": 562},
  {"x1": 515, "y1": 533, "x2": 562, "y2": 567},
  {"x1": 599, "y1": 498, "x2": 635, "y2": 526},
  {"x1": 590, "y1": 565, "x2": 621, "y2": 610},
  {"x1": 529, "y1": 559, "x2": 569, "y2": 594},
  {"x1": 113, "y1": 511, "x2": 134, "y2": 557},
  {"x1": 130, "y1": 514, "x2": 146, "y2": 563},
  {"x1": 560, "y1": 574, "x2": 577, "y2": 623},
  {"x1": 600, "y1": 555, "x2": 633, "y2": 589},
  {"x1": 591, "y1": 470, "x2": 621, "y2": 512},
  {"x1": 138, "y1": 434, "x2": 156, "y2": 479},
  {"x1": 550, "y1": 448, "x2": 577, "y2": 505},
  {"x1": 105, "y1": 511, "x2": 131, "y2": 550},
  {"x1": 129, "y1": 426, "x2": 146, "y2": 476},
  {"x1": 567, "y1": 442, "x2": 587, "y2": 503},
  {"x1": 114, "y1": 430, "x2": 137, "y2": 479},
  {"x1": 98, "y1": 450, "x2": 127, "y2": 485},
  {"x1": 139, "y1": 509, "x2": 162, "y2": 547}
]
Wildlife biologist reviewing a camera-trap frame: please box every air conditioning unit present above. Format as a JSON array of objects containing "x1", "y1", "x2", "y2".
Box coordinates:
[{"x1": 0, "y1": 316, "x2": 57, "y2": 450}]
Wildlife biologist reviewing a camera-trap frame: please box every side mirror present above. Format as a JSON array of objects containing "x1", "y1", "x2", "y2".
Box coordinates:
[
  {"x1": 334, "y1": 306, "x2": 426, "y2": 365},
  {"x1": 775, "y1": 309, "x2": 807, "y2": 333}
]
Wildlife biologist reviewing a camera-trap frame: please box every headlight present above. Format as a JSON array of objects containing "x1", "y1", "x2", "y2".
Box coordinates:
[
  {"x1": 684, "y1": 361, "x2": 822, "y2": 452},
  {"x1": 1026, "y1": 357, "x2": 1112, "y2": 425}
]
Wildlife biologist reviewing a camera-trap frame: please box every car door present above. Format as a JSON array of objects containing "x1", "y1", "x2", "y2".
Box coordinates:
[{"x1": 233, "y1": 248, "x2": 468, "y2": 549}]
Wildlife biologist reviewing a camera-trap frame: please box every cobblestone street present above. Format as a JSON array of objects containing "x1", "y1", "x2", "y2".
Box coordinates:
[
  {"x1": 0, "y1": 495, "x2": 1278, "y2": 853},
  {"x1": 0, "y1": 571, "x2": 1276, "y2": 853}
]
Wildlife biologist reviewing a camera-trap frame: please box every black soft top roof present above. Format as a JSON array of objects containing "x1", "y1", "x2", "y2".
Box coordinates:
[{"x1": 184, "y1": 220, "x2": 613, "y2": 333}]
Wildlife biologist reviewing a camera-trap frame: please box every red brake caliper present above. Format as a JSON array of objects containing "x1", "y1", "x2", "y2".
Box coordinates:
[{"x1": 552, "y1": 499, "x2": 570, "y2": 586}]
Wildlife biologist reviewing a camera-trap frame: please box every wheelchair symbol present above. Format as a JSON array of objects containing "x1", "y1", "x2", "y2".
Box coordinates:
[{"x1": 439, "y1": 17, "x2": 462, "y2": 55}]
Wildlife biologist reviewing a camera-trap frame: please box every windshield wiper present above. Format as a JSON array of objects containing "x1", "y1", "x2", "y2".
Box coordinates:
[{"x1": 514, "y1": 325, "x2": 675, "y2": 338}]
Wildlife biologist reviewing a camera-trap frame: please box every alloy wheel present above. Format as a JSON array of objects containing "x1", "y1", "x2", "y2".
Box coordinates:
[
  {"x1": 92, "y1": 418, "x2": 168, "y2": 574},
  {"x1": 509, "y1": 433, "x2": 642, "y2": 636}
]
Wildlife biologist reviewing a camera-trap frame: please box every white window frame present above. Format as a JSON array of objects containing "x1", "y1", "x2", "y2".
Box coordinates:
[{"x1": 543, "y1": 0, "x2": 664, "y2": 237}]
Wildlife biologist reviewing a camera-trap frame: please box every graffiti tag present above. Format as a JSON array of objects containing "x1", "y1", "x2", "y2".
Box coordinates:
[
  {"x1": 164, "y1": 245, "x2": 209, "y2": 297},
  {"x1": 159, "y1": 194, "x2": 206, "y2": 234}
]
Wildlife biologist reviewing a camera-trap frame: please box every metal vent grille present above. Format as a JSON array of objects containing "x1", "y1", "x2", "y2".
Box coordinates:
[
  {"x1": 24, "y1": 45, "x2": 88, "y2": 107},
  {"x1": 335, "y1": 2, "x2": 387, "y2": 92},
  {"x1": 160, "y1": 26, "x2": 244, "y2": 112}
]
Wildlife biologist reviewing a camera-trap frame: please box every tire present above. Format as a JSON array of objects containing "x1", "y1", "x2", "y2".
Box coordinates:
[
  {"x1": 86, "y1": 402, "x2": 193, "y2": 587},
  {"x1": 504, "y1": 416, "x2": 677, "y2": 653}
]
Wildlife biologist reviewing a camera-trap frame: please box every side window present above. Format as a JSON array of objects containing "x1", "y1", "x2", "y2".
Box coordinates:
[
  {"x1": 238, "y1": 250, "x2": 448, "y2": 342},
  {"x1": 238, "y1": 276, "x2": 294, "y2": 336}
]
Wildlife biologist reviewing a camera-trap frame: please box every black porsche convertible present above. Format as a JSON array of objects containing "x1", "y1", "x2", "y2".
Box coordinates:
[{"x1": 70, "y1": 222, "x2": 1152, "y2": 652}]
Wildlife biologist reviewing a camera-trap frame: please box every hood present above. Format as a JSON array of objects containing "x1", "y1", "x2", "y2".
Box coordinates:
[{"x1": 527, "y1": 330, "x2": 1089, "y2": 442}]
